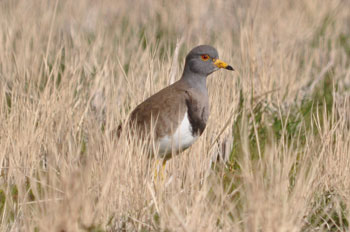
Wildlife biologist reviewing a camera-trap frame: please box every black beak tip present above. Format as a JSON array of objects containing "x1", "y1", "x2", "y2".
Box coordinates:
[{"x1": 226, "y1": 65, "x2": 234, "y2": 71}]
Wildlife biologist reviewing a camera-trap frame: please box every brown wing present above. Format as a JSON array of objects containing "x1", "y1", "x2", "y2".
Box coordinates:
[{"x1": 129, "y1": 83, "x2": 188, "y2": 139}]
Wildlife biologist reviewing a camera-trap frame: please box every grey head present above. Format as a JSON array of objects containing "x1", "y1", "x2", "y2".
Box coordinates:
[{"x1": 181, "y1": 45, "x2": 234, "y2": 90}]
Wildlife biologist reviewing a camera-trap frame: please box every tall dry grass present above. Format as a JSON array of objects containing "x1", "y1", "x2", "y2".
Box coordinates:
[{"x1": 0, "y1": 0, "x2": 350, "y2": 231}]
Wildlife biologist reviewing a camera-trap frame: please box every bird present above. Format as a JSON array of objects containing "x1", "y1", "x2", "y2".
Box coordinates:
[{"x1": 126, "y1": 45, "x2": 234, "y2": 166}]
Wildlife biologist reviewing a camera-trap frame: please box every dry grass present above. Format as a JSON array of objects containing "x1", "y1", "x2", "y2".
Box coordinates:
[{"x1": 0, "y1": 0, "x2": 350, "y2": 231}]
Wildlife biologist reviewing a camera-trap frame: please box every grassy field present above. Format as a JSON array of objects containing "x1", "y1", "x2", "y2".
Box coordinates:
[{"x1": 0, "y1": 0, "x2": 350, "y2": 231}]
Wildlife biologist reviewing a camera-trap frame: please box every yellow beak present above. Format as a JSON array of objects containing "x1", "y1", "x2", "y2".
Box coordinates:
[{"x1": 214, "y1": 59, "x2": 234, "y2": 70}]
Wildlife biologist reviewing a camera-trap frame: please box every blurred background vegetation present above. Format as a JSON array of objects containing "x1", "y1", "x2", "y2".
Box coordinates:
[{"x1": 0, "y1": 0, "x2": 349, "y2": 231}]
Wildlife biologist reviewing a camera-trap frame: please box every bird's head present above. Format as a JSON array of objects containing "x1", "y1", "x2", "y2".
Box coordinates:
[{"x1": 185, "y1": 45, "x2": 234, "y2": 76}]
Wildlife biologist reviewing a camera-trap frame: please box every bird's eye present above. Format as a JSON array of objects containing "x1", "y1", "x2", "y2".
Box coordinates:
[{"x1": 201, "y1": 54, "x2": 210, "y2": 61}]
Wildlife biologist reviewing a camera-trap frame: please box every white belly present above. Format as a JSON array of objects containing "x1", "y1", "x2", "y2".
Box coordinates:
[{"x1": 157, "y1": 112, "x2": 198, "y2": 155}]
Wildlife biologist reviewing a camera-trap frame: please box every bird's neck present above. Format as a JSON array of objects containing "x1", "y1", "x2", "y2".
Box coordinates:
[{"x1": 180, "y1": 67, "x2": 208, "y2": 94}]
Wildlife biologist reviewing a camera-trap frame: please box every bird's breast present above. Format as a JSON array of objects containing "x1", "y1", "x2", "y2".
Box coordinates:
[{"x1": 157, "y1": 112, "x2": 198, "y2": 156}]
